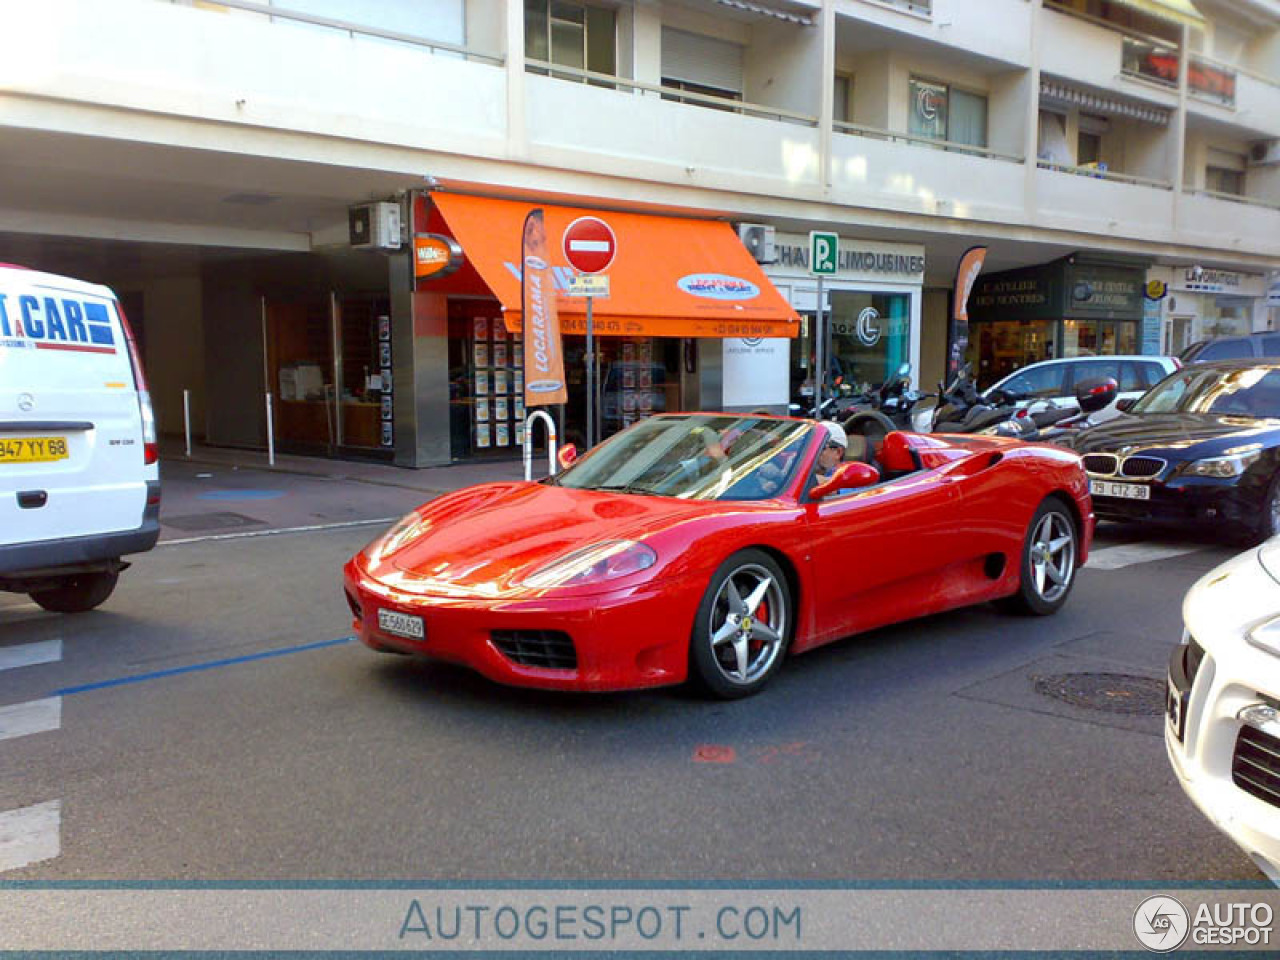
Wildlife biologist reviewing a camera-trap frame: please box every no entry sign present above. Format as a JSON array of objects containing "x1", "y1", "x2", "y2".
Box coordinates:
[{"x1": 562, "y1": 216, "x2": 617, "y2": 274}]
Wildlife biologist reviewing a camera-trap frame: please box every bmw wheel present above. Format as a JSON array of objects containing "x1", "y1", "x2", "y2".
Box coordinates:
[
  {"x1": 690, "y1": 549, "x2": 791, "y2": 699},
  {"x1": 1000, "y1": 498, "x2": 1078, "y2": 616}
]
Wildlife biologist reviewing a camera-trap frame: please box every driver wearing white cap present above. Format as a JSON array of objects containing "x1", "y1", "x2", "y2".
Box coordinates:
[{"x1": 815, "y1": 421, "x2": 848, "y2": 486}]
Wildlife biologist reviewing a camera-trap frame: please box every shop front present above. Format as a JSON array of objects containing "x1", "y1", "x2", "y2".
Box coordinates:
[
  {"x1": 409, "y1": 192, "x2": 798, "y2": 461},
  {"x1": 763, "y1": 235, "x2": 925, "y2": 396},
  {"x1": 967, "y1": 254, "x2": 1147, "y2": 387},
  {"x1": 1145, "y1": 265, "x2": 1268, "y2": 355}
]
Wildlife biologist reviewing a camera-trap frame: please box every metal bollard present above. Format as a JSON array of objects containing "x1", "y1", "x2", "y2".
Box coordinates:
[
  {"x1": 523, "y1": 410, "x2": 558, "y2": 481},
  {"x1": 265, "y1": 391, "x2": 276, "y2": 467},
  {"x1": 183, "y1": 389, "x2": 192, "y2": 458}
]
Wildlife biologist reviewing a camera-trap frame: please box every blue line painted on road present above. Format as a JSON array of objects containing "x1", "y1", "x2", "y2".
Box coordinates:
[
  {"x1": 197, "y1": 489, "x2": 287, "y2": 501},
  {"x1": 52, "y1": 637, "x2": 353, "y2": 696}
]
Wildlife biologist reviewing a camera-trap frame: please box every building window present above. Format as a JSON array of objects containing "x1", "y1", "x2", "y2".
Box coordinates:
[
  {"x1": 834, "y1": 74, "x2": 853, "y2": 126},
  {"x1": 525, "y1": 0, "x2": 616, "y2": 78},
  {"x1": 909, "y1": 78, "x2": 987, "y2": 149},
  {"x1": 1207, "y1": 166, "x2": 1245, "y2": 196},
  {"x1": 661, "y1": 27, "x2": 745, "y2": 108}
]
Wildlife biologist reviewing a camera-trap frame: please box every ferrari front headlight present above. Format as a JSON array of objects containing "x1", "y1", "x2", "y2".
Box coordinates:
[
  {"x1": 366, "y1": 510, "x2": 429, "y2": 561},
  {"x1": 523, "y1": 540, "x2": 657, "y2": 589},
  {"x1": 1181, "y1": 447, "x2": 1262, "y2": 478}
]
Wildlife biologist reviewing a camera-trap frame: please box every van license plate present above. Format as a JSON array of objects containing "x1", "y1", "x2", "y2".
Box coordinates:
[
  {"x1": 377, "y1": 608, "x2": 424, "y2": 640},
  {"x1": 1089, "y1": 479, "x2": 1150, "y2": 500},
  {"x1": 0, "y1": 437, "x2": 69, "y2": 464}
]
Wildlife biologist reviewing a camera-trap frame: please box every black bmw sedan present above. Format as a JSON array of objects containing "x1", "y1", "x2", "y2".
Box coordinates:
[{"x1": 1070, "y1": 359, "x2": 1280, "y2": 542}]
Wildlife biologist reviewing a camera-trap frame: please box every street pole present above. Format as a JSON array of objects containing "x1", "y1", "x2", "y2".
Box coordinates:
[
  {"x1": 586, "y1": 295, "x2": 595, "y2": 447},
  {"x1": 814, "y1": 275, "x2": 825, "y2": 418}
]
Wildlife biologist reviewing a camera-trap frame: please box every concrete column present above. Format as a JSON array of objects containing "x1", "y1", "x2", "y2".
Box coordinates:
[
  {"x1": 1172, "y1": 21, "x2": 1190, "y2": 230},
  {"x1": 505, "y1": 0, "x2": 527, "y2": 155},
  {"x1": 1023, "y1": 0, "x2": 1042, "y2": 216},
  {"x1": 820, "y1": 0, "x2": 835, "y2": 191}
]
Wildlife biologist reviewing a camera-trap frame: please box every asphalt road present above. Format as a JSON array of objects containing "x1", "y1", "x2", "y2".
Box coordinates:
[{"x1": 0, "y1": 516, "x2": 1259, "y2": 883}]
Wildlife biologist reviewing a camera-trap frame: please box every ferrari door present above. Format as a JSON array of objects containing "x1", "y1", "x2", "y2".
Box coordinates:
[{"x1": 801, "y1": 466, "x2": 958, "y2": 648}]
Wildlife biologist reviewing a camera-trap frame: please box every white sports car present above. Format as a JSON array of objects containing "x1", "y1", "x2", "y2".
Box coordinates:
[{"x1": 1167, "y1": 539, "x2": 1280, "y2": 885}]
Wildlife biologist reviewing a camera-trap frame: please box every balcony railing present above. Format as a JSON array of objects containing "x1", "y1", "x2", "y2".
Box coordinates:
[
  {"x1": 1037, "y1": 159, "x2": 1173, "y2": 190},
  {"x1": 834, "y1": 121, "x2": 1024, "y2": 162},
  {"x1": 1188, "y1": 55, "x2": 1238, "y2": 107},
  {"x1": 1188, "y1": 189, "x2": 1280, "y2": 211},
  {"x1": 1121, "y1": 35, "x2": 1179, "y2": 89},
  {"x1": 525, "y1": 59, "x2": 820, "y2": 127},
  {"x1": 856, "y1": 0, "x2": 933, "y2": 16},
  {"x1": 163, "y1": 0, "x2": 504, "y2": 65}
]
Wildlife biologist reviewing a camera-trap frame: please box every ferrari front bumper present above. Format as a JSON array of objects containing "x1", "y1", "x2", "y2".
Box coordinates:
[{"x1": 342, "y1": 559, "x2": 704, "y2": 692}]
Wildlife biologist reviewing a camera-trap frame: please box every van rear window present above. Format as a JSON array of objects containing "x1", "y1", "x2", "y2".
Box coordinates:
[{"x1": 0, "y1": 285, "x2": 134, "y2": 385}]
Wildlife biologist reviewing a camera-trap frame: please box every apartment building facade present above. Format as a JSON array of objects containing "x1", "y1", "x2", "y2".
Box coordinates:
[{"x1": 4, "y1": 0, "x2": 1280, "y2": 465}]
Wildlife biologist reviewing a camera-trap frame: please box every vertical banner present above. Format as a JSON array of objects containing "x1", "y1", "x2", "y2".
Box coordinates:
[
  {"x1": 521, "y1": 209, "x2": 568, "y2": 407},
  {"x1": 950, "y1": 246, "x2": 988, "y2": 376}
]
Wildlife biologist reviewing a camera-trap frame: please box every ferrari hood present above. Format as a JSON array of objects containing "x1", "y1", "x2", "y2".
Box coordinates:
[
  {"x1": 367, "y1": 481, "x2": 714, "y2": 593},
  {"x1": 1071, "y1": 413, "x2": 1277, "y2": 455}
]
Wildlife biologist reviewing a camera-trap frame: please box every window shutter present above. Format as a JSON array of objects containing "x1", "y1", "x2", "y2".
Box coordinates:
[{"x1": 661, "y1": 27, "x2": 744, "y2": 94}]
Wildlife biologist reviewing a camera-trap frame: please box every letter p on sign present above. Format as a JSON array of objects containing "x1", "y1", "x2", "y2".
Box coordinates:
[{"x1": 809, "y1": 231, "x2": 838, "y2": 276}]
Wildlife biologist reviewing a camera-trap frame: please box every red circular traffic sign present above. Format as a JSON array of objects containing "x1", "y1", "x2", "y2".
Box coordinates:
[{"x1": 562, "y1": 216, "x2": 617, "y2": 274}]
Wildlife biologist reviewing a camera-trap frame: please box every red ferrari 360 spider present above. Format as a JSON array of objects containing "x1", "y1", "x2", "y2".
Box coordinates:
[{"x1": 343, "y1": 414, "x2": 1093, "y2": 698}]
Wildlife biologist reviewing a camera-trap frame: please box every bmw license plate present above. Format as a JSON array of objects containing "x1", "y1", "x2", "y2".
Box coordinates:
[
  {"x1": 377, "y1": 608, "x2": 424, "y2": 640},
  {"x1": 1089, "y1": 479, "x2": 1150, "y2": 501},
  {"x1": 0, "y1": 436, "x2": 69, "y2": 464}
]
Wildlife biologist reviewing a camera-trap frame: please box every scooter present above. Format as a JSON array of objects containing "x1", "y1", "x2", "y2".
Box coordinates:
[{"x1": 927, "y1": 362, "x2": 1075, "y2": 436}]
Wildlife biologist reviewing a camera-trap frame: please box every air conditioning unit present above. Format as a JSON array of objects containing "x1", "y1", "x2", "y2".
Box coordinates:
[
  {"x1": 736, "y1": 223, "x2": 776, "y2": 264},
  {"x1": 349, "y1": 201, "x2": 402, "y2": 250},
  {"x1": 1249, "y1": 140, "x2": 1280, "y2": 166}
]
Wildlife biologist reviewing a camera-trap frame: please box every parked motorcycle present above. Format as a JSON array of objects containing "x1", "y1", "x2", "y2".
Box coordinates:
[
  {"x1": 926, "y1": 362, "x2": 1075, "y2": 435},
  {"x1": 985, "y1": 377, "x2": 1118, "y2": 444},
  {"x1": 840, "y1": 363, "x2": 933, "y2": 448}
]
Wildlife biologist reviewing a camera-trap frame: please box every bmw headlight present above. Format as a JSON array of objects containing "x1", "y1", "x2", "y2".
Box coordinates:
[
  {"x1": 523, "y1": 540, "x2": 657, "y2": 589},
  {"x1": 1181, "y1": 445, "x2": 1263, "y2": 478},
  {"x1": 1248, "y1": 616, "x2": 1280, "y2": 658}
]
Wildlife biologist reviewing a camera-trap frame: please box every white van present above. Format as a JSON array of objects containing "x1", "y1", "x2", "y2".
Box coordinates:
[{"x1": 0, "y1": 264, "x2": 159, "y2": 612}]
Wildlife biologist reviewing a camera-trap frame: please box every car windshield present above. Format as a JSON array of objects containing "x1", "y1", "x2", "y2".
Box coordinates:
[
  {"x1": 1130, "y1": 365, "x2": 1280, "y2": 418},
  {"x1": 553, "y1": 415, "x2": 812, "y2": 501}
]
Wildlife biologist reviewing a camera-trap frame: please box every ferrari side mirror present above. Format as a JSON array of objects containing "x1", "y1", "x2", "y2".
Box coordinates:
[{"x1": 811, "y1": 461, "x2": 880, "y2": 501}]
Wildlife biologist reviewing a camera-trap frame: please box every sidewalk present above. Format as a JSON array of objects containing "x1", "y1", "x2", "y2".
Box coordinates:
[
  {"x1": 158, "y1": 437, "x2": 532, "y2": 495},
  {"x1": 155, "y1": 438, "x2": 537, "y2": 542}
]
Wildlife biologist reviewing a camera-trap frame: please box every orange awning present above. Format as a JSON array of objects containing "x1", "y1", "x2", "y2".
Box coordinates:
[{"x1": 429, "y1": 193, "x2": 799, "y2": 339}]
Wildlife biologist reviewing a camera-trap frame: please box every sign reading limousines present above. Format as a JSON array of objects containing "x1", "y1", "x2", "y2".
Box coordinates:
[{"x1": 521, "y1": 209, "x2": 568, "y2": 407}]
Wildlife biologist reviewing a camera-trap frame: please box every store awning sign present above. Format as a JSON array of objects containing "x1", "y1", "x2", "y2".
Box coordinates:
[
  {"x1": 429, "y1": 193, "x2": 798, "y2": 339},
  {"x1": 413, "y1": 234, "x2": 463, "y2": 279}
]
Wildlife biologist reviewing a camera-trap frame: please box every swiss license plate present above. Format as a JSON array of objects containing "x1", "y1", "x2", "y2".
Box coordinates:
[
  {"x1": 1167, "y1": 674, "x2": 1187, "y2": 743},
  {"x1": 377, "y1": 608, "x2": 424, "y2": 640},
  {"x1": 1090, "y1": 479, "x2": 1150, "y2": 501},
  {"x1": 0, "y1": 436, "x2": 69, "y2": 464}
]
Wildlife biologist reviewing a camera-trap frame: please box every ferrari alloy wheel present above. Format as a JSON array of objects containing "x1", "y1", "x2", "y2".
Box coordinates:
[
  {"x1": 1002, "y1": 499, "x2": 1078, "y2": 616},
  {"x1": 690, "y1": 549, "x2": 791, "y2": 699}
]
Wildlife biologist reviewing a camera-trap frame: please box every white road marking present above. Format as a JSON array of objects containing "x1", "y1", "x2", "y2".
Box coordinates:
[
  {"x1": 160, "y1": 517, "x2": 397, "y2": 546},
  {"x1": 0, "y1": 800, "x2": 61, "y2": 872},
  {"x1": 1088, "y1": 542, "x2": 1209, "y2": 570},
  {"x1": 0, "y1": 698, "x2": 62, "y2": 743},
  {"x1": 0, "y1": 639, "x2": 61, "y2": 672}
]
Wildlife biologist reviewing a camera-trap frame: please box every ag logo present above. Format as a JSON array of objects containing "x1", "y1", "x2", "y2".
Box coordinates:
[
  {"x1": 1133, "y1": 895, "x2": 1190, "y2": 952},
  {"x1": 742, "y1": 337, "x2": 763, "y2": 347},
  {"x1": 856, "y1": 308, "x2": 882, "y2": 347},
  {"x1": 17, "y1": 393, "x2": 34, "y2": 412}
]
